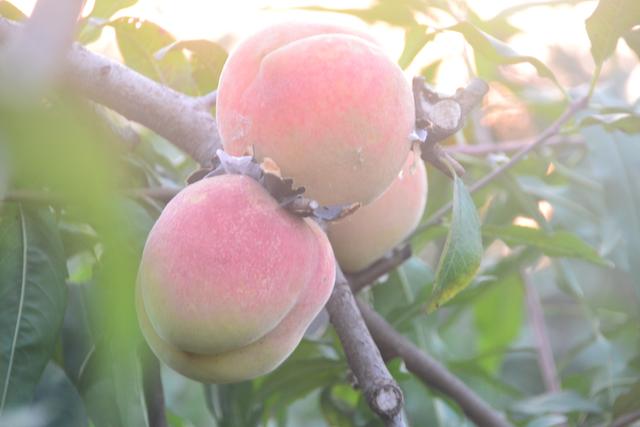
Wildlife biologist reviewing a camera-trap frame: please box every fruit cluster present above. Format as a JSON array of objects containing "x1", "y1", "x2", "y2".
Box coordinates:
[{"x1": 136, "y1": 21, "x2": 428, "y2": 383}]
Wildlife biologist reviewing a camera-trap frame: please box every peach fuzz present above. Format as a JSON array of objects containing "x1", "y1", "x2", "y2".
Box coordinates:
[
  {"x1": 136, "y1": 175, "x2": 335, "y2": 383},
  {"x1": 216, "y1": 21, "x2": 415, "y2": 206},
  {"x1": 328, "y1": 152, "x2": 427, "y2": 272}
]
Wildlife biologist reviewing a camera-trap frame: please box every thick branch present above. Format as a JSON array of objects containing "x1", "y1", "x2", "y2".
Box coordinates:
[
  {"x1": 0, "y1": 17, "x2": 221, "y2": 166},
  {"x1": 326, "y1": 265, "x2": 405, "y2": 426},
  {"x1": 357, "y1": 301, "x2": 512, "y2": 427}
]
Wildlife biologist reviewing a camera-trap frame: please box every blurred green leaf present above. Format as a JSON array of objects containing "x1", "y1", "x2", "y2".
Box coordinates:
[
  {"x1": 91, "y1": 0, "x2": 138, "y2": 19},
  {"x1": 580, "y1": 112, "x2": 640, "y2": 134},
  {"x1": 155, "y1": 39, "x2": 228, "y2": 94},
  {"x1": 319, "y1": 387, "x2": 355, "y2": 427},
  {"x1": 446, "y1": 22, "x2": 564, "y2": 94},
  {"x1": 581, "y1": 126, "x2": 640, "y2": 296},
  {"x1": 585, "y1": 0, "x2": 640, "y2": 65},
  {"x1": 612, "y1": 381, "x2": 640, "y2": 417},
  {"x1": 428, "y1": 175, "x2": 483, "y2": 312},
  {"x1": 482, "y1": 224, "x2": 609, "y2": 266},
  {"x1": 473, "y1": 274, "x2": 524, "y2": 373},
  {"x1": 204, "y1": 382, "x2": 261, "y2": 427},
  {"x1": 0, "y1": 1, "x2": 25, "y2": 20},
  {"x1": 398, "y1": 25, "x2": 435, "y2": 69},
  {"x1": 295, "y1": 0, "x2": 419, "y2": 27},
  {"x1": 111, "y1": 351, "x2": 149, "y2": 427},
  {"x1": 0, "y1": 205, "x2": 67, "y2": 412},
  {"x1": 32, "y1": 362, "x2": 88, "y2": 427},
  {"x1": 111, "y1": 17, "x2": 198, "y2": 94},
  {"x1": 256, "y1": 358, "x2": 345, "y2": 418},
  {"x1": 511, "y1": 391, "x2": 602, "y2": 415},
  {"x1": 624, "y1": 27, "x2": 640, "y2": 60},
  {"x1": 524, "y1": 414, "x2": 568, "y2": 427}
]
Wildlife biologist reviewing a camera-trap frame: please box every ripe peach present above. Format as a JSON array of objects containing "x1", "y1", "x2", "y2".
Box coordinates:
[
  {"x1": 216, "y1": 21, "x2": 415, "y2": 206},
  {"x1": 136, "y1": 175, "x2": 335, "y2": 383},
  {"x1": 328, "y1": 152, "x2": 427, "y2": 272}
]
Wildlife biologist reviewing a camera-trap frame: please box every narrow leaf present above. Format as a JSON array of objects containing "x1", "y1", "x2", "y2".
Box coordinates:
[
  {"x1": 428, "y1": 175, "x2": 483, "y2": 312},
  {"x1": 0, "y1": 204, "x2": 67, "y2": 412},
  {"x1": 482, "y1": 224, "x2": 609, "y2": 266}
]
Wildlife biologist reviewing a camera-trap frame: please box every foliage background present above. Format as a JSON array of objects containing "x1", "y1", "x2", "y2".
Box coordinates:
[{"x1": 0, "y1": 0, "x2": 639, "y2": 426}]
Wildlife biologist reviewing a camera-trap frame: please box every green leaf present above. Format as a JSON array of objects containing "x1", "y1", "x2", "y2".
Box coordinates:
[
  {"x1": 0, "y1": 205, "x2": 68, "y2": 413},
  {"x1": 32, "y1": 363, "x2": 89, "y2": 427},
  {"x1": 110, "y1": 17, "x2": 198, "y2": 94},
  {"x1": 473, "y1": 274, "x2": 524, "y2": 373},
  {"x1": 293, "y1": 1, "x2": 419, "y2": 27},
  {"x1": 483, "y1": 224, "x2": 609, "y2": 266},
  {"x1": 155, "y1": 39, "x2": 228, "y2": 94},
  {"x1": 256, "y1": 358, "x2": 345, "y2": 415},
  {"x1": 624, "y1": 27, "x2": 640, "y2": 60},
  {"x1": 585, "y1": 0, "x2": 640, "y2": 65},
  {"x1": 427, "y1": 175, "x2": 483, "y2": 312},
  {"x1": 580, "y1": 112, "x2": 640, "y2": 134},
  {"x1": 446, "y1": 22, "x2": 564, "y2": 94},
  {"x1": 91, "y1": 0, "x2": 138, "y2": 19},
  {"x1": 111, "y1": 351, "x2": 150, "y2": 427},
  {"x1": 398, "y1": 25, "x2": 435, "y2": 69},
  {"x1": 612, "y1": 381, "x2": 640, "y2": 417},
  {"x1": 525, "y1": 414, "x2": 568, "y2": 427},
  {"x1": 319, "y1": 387, "x2": 355, "y2": 427},
  {"x1": 511, "y1": 391, "x2": 602, "y2": 415},
  {"x1": 0, "y1": 1, "x2": 26, "y2": 20}
]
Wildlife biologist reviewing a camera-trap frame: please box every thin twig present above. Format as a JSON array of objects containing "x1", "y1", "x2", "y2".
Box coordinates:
[
  {"x1": 357, "y1": 301, "x2": 513, "y2": 427},
  {"x1": 412, "y1": 96, "x2": 589, "y2": 236},
  {"x1": 0, "y1": 17, "x2": 221, "y2": 166},
  {"x1": 141, "y1": 346, "x2": 168, "y2": 427},
  {"x1": 444, "y1": 134, "x2": 584, "y2": 156},
  {"x1": 522, "y1": 269, "x2": 561, "y2": 393},
  {"x1": 608, "y1": 410, "x2": 640, "y2": 427},
  {"x1": 348, "y1": 244, "x2": 412, "y2": 293},
  {"x1": 325, "y1": 264, "x2": 405, "y2": 426}
]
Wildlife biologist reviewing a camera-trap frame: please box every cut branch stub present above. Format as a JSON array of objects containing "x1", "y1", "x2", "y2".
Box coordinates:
[{"x1": 412, "y1": 76, "x2": 489, "y2": 179}]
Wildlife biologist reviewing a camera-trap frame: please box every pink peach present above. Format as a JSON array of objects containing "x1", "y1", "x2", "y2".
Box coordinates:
[
  {"x1": 137, "y1": 175, "x2": 335, "y2": 383},
  {"x1": 328, "y1": 152, "x2": 427, "y2": 272},
  {"x1": 216, "y1": 21, "x2": 415, "y2": 206}
]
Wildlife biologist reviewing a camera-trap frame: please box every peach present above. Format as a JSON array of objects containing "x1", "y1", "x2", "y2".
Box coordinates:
[
  {"x1": 136, "y1": 175, "x2": 335, "y2": 383},
  {"x1": 328, "y1": 152, "x2": 427, "y2": 272},
  {"x1": 216, "y1": 21, "x2": 415, "y2": 206}
]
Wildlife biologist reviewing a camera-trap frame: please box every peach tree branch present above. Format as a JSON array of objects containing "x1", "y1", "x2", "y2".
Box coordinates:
[
  {"x1": 325, "y1": 264, "x2": 406, "y2": 426},
  {"x1": 357, "y1": 301, "x2": 513, "y2": 427}
]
